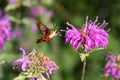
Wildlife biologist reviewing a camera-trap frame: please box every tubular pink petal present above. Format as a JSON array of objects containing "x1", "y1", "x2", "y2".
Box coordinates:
[{"x1": 20, "y1": 47, "x2": 26, "y2": 56}]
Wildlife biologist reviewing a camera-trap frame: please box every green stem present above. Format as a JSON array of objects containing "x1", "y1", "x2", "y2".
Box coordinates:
[{"x1": 81, "y1": 58, "x2": 86, "y2": 80}]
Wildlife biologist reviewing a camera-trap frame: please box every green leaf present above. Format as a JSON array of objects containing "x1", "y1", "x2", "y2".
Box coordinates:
[
  {"x1": 7, "y1": 15, "x2": 20, "y2": 24},
  {"x1": 22, "y1": 3, "x2": 31, "y2": 8},
  {"x1": 79, "y1": 53, "x2": 89, "y2": 62},
  {"x1": 5, "y1": 4, "x2": 16, "y2": 11},
  {"x1": 0, "y1": 61, "x2": 6, "y2": 65},
  {"x1": 21, "y1": 18, "x2": 34, "y2": 25},
  {"x1": 88, "y1": 47, "x2": 104, "y2": 54},
  {"x1": 13, "y1": 76, "x2": 26, "y2": 80}
]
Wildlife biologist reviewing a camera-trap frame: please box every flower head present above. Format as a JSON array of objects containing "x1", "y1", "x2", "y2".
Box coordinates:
[
  {"x1": 45, "y1": 61, "x2": 59, "y2": 75},
  {"x1": 13, "y1": 47, "x2": 59, "y2": 80},
  {"x1": 30, "y1": 5, "x2": 46, "y2": 17},
  {"x1": 104, "y1": 53, "x2": 120, "y2": 79},
  {"x1": 12, "y1": 47, "x2": 33, "y2": 71},
  {"x1": 30, "y1": 5, "x2": 54, "y2": 18},
  {"x1": 63, "y1": 16, "x2": 109, "y2": 52},
  {"x1": 8, "y1": 0, "x2": 15, "y2": 4},
  {"x1": 0, "y1": 10, "x2": 12, "y2": 50}
]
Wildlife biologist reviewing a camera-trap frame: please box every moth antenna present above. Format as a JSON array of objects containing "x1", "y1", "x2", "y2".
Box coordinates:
[
  {"x1": 57, "y1": 31, "x2": 62, "y2": 36},
  {"x1": 51, "y1": 20, "x2": 58, "y2": 30},
  {"x1": 54, "y1": 23, "x2": 59, "y2": 30},
  {"x1": 52, "y1": 19, "x2": 55, "y2": 26},
  {"x1": 53, "y1": 21, "x2": 55, "y2": 28},
  {"x1": 55, "y1": 24, "x2": 58, "y2": 29}
]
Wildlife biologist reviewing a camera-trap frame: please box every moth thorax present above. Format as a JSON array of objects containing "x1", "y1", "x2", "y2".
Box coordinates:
[{"x1": 49, "y1": 31, "x2": 57, "y2": 38}]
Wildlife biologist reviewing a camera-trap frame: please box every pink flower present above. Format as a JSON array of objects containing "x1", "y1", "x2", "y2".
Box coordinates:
[
  {"x1": 13, "y1": 47, "x2": 59, "y2": 79},
  {"x1": 104, "y1": 53, "x2": 120, "y2": 79},
  {"x1": 8, "y1": 0, "x2": 15, "y2": 4},
  {"x1": 63, "y1": 16, "x2": 109, "y2": 52},
  {"x1": 0, "y1": 17, "x2": 12, "y2": 50},
  {"x1": 45, "y1": 61, "x2": 59, "y2": 75},
  {"x1": 12, "y1": 47, "x2": 33, "y2": 71},
  {"x1": 30, "y1": 5, "x2": 54, "y2": 18},
  {"x1": 30, "y1": 5, "x2": 46, "y2": 17}
]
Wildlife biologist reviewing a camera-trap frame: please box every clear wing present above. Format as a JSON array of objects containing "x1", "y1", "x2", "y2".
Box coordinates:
[{"x1": 36, "y1": 21, "x2": 50, "y2": 36}]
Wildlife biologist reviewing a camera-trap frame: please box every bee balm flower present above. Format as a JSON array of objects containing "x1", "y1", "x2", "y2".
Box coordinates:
[
  {"x1": 13, "y1": 47, "x2": 59, "y2": 80},
  {"x1": 0, "y1": 13, "x2": 12, "y2": 50},
  {"x1": 12, "y1": 47, "x2": 33, "y2": 71},
  {"x1": 63, "y1": 16, "x2": 109, "y2": 52},
  {"x1": 104, "y1": 53, "x2": 120, "y2": 79}
]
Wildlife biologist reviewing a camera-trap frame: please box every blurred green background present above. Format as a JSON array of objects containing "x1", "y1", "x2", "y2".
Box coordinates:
[{"x1": 0, "y1": 0, "x2": 120, "y2": 80}]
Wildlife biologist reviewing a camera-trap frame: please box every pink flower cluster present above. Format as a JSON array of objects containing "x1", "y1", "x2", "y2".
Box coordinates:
[
  {"x1": 0, "y1": 11, "x2": 12, "y2": 50},
  {"x1": 30, "y1": 5, "x2": 54, "y2": 18},
  {"x1": 13, "y1": 47, "x2": 59, "y2": 79},
  {"x1": 104, "y1": 53, "x2": 120, "y2": 79},
  {"x1": 63, "y1": 16, "x2": 109, "y2": 52},
  {"x1": 12, "y1": 47, "x2": 33, "y2": 71}
]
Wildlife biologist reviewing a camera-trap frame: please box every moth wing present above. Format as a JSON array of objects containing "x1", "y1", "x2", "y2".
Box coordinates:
[{"x1": 36, "y1": 21, "x2": 50, "y2": 36}]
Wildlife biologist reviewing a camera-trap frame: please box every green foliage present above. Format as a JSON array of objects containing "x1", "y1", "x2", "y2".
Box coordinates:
[
  {"x1": 13, "y1": 76, "x2": 26, "y2": 80},
  {"x1": 5, "y1": 4, "x2": 16, "y2": 11}
]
